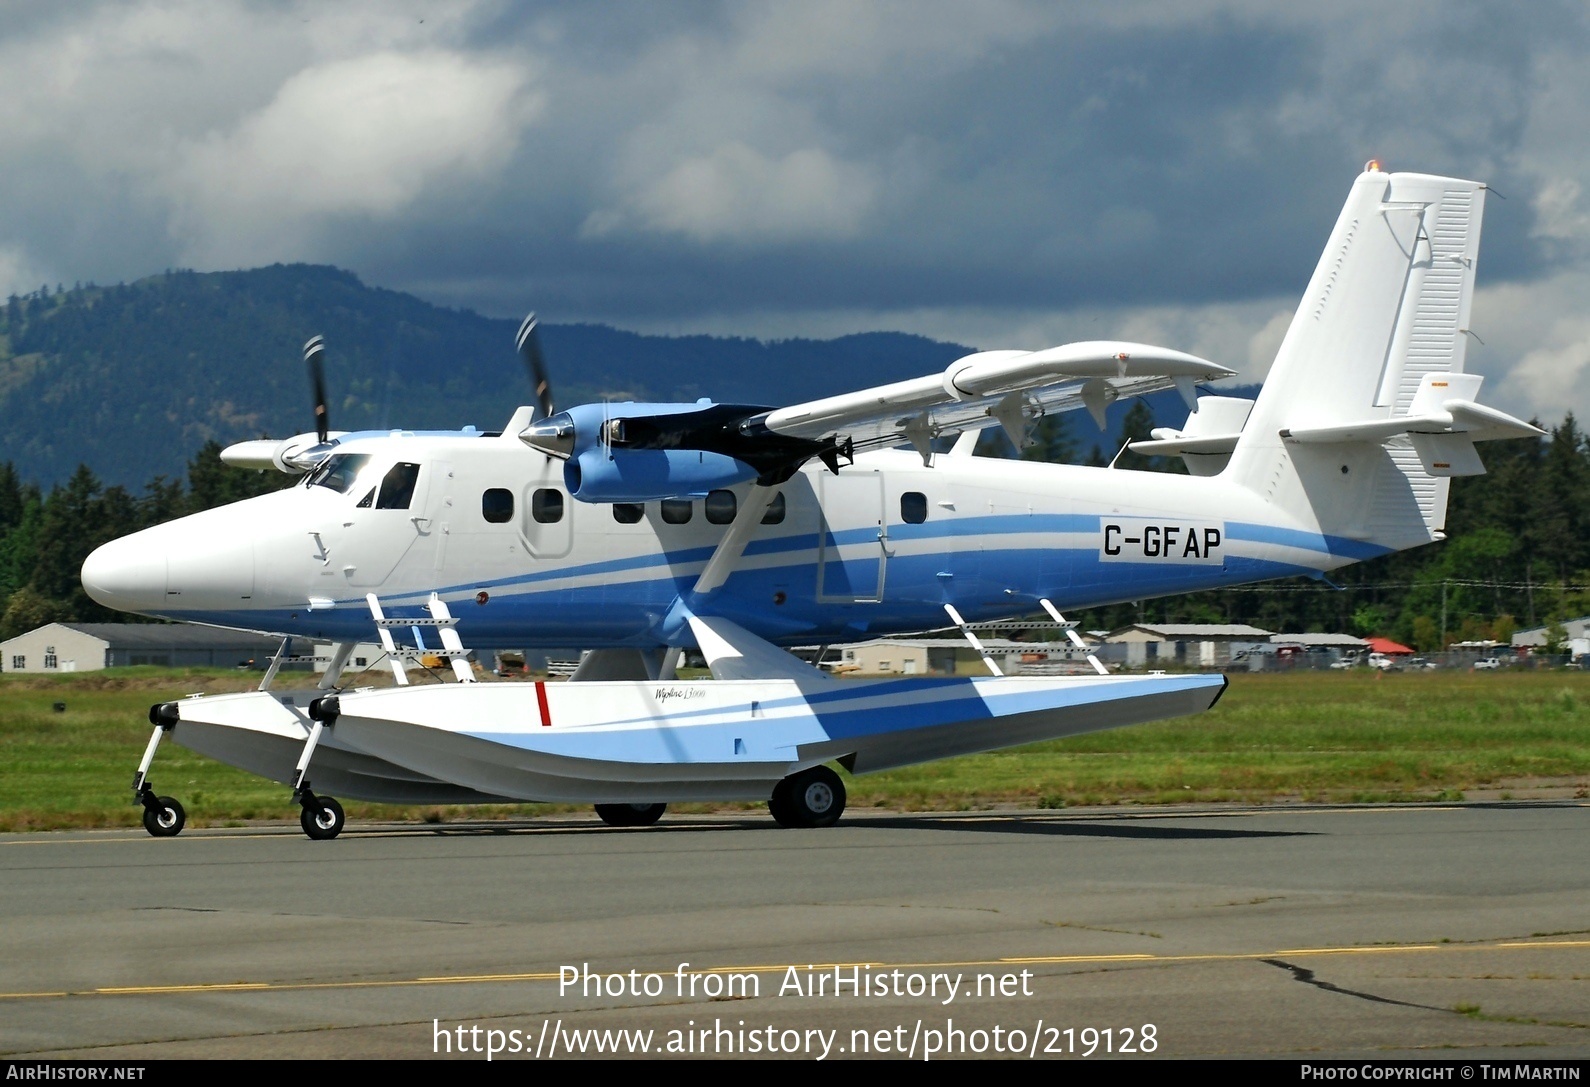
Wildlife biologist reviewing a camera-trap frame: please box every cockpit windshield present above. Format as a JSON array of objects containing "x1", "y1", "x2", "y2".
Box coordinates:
[{"x1": 304, "y1": 454, "x2": 373, "y2": 494}]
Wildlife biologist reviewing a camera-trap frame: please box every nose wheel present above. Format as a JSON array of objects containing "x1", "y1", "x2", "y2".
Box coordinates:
[
  {"x1": 297, "y1": 789, "x2": 345, "y2": 840},
  {"x1": 768, "y1": 766, "x2": 846, "y2": 828},
  {"x1": 137, "y1": 786, "x2": 186, "y2": 837},
  {"x1": 594, "y1": 803, "x2": 667, "y2": 827}
]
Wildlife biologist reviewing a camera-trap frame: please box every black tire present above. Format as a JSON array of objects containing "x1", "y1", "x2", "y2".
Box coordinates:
[
  {"x1": 767, "y1": 779, "x2": 796, "y2": 827},
  {"x1": 142, "y1": 796, "x2": 185, "y2": 837},
  {"x1": 300, "y1": 796, "x2": 345, "y2": 840},
  {"x1": 774, "y1": 766, "x2": 846, "y2": 828},
  {"x1": 595, "y1": 803, "x2": 667, "y2": 827}
]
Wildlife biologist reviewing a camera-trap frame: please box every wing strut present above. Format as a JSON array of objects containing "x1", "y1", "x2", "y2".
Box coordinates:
[{"x1": 693, "y1": 484, "x2": 778, "y2": 596}]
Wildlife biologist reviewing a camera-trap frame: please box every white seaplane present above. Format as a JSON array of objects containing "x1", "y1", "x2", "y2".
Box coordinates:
[{"x1": 82, "y1": 165, "x2": 1539, "y2": 838}]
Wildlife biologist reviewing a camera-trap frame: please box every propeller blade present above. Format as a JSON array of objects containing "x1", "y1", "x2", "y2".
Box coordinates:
[
  {"x1": 304, "y1": 335, "x2": 329, "y2": 444},
  {"x1": 516, "y1": 313, "x2": 555, "y2": 420}
]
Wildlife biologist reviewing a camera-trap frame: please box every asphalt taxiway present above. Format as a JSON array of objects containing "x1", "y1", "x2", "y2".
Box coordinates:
[{"x1": 2, "y1": 802, "x2": 1586, "y2": 1059}]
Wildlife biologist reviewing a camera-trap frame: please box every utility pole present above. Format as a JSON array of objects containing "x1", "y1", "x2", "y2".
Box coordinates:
[{"x1": 1440, "y1": 581, "x2": 1448, "y2": 649}]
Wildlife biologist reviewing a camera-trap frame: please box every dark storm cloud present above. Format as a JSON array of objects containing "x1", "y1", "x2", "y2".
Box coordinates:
[{"x1": 0, "y1": 0, "x2": 1584, "y2": 334}]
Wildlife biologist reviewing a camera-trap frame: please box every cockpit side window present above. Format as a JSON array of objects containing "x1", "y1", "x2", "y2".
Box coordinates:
[
  {"x1": 375, "y1": 462, "x2": 421, "y2": 509},
  {"x1": 306, "y1": 454, "x2": 373, "y2": 494}
]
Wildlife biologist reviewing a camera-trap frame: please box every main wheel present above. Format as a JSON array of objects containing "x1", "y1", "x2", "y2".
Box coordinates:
[
  {"x1": 142, "y1": 796, "x2": 185, "y2": 837},
  {"x1": 300, "y1": 796, "x2": 345, "y2": 840},
  {"x1": 772, "y1": 767, "x2": 846, "y2": 828},
  {"x1": 595, "y1": 803, "x2": 667, "y2": 827}
]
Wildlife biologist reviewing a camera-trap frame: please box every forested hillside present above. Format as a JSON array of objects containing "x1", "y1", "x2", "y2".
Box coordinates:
[{"x1": 0, "y1": 267, "x2": 974, "y2": 489}]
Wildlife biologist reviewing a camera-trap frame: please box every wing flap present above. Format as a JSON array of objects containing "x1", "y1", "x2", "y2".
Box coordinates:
[{"x1": 758, "y1": 340, "x2": 1235, "y2": 452}]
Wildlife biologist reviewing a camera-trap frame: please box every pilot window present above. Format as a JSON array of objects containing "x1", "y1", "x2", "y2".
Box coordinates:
[
  {"x1": 482, "y1": 488, "x2": 514, "y2": 523},
  {"x1": 705, "y1": 490, "x2": 737, "y2": 525},
  {"x1": 613, "y1": 503, "x2": 644, "y2": 524},
  {"x1": 376, "y1": 463, "x2": 421, "y2": 509},
  {"x1": 661, "y1": 498, "x2": 693, "y2": 524},
  {"x1": 532, "y1": 488, "x2": 565, "y2": 523},
  {"x1": 762, "y1": 492, "x2": 786, "y2": 524},
  {"x1": 901, "y1": 491, "x2": 928, "y2": 524},
  {"x1": 306, "y1": 453, "x2": 372, "y2": 494}
]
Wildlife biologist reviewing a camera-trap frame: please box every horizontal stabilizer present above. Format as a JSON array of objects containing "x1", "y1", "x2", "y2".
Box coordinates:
[
  {"x1": 1127, "y1": 395, "x2": 1254, "y2": 475},
  {"x1": 1128, "y1": 432, "x2": 1244, "y2": 456},
  {"x1": 1280, "y1": 373, "x2": 1540, "y2": 447},
  {"x1": 1278, "y1": 374, "x2": 1541, "y2": 477}
]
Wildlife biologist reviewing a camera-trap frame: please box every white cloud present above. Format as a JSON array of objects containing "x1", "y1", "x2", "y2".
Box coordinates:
[
  {"x1": 1512, "y1": 323, "x2": 1590, "y2": 414},
  {"x1": 171, "y1": 50, "x2": 538, "y2": 264},
  {"x1": 584, "y1": 142, "x2": 877, "y2": 244},
  {"x1": 1465, "y1": 270, "x2": 1590, "y2": 421},
  {"x1": 1532, "y1": 178, "x2": 1590, "y2": 242},
  {"x1": 0, "y1": 245, "x2": 49, "y2": 299}
]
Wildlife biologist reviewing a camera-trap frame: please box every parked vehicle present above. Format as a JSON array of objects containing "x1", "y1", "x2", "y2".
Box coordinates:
[{"x1": 1473, "y1": 658, "x2": 1501, "y2": 670}]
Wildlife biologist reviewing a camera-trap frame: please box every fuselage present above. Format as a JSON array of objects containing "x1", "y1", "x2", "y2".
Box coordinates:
[{"x1": 81, "y1": 430, "x2": 1386, "y2": 648}]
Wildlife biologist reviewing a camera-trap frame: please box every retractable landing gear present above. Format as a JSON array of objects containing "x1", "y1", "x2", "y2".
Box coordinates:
[
  {"x1": 768, "y1": 766, "x2": 846, "y2": 828},
  {"x1": 594, "y1": 803, "x2": 667, "y2": 828}
]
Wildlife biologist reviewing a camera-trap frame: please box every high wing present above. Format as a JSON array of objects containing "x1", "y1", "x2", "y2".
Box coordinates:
[
  {"x1": 518, "y1": 340, "x2": 1238, "y2": 496},
  {"x1": 749, "y1": 341, "x2": 1235, "y2": 460}
]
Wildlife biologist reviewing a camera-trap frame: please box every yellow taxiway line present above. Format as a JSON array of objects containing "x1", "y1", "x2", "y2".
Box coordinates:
[{"x1": 2, "y1": 940, "x2": 1586, "y2": 1001}]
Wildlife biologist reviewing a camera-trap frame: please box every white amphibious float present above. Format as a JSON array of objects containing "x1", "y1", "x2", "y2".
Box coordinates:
[{"x1": 101, "y1": 165, "x2": 1539, "y2": 837}]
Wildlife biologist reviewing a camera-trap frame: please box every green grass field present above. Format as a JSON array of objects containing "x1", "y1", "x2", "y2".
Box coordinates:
[{"x1": 2, "y1": 668, "x2": 1587, "y2": 830}]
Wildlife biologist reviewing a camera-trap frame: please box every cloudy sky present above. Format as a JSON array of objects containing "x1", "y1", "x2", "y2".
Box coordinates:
[{"x1": 2, "y1": 0, "x2": 1587, "y2": 421}]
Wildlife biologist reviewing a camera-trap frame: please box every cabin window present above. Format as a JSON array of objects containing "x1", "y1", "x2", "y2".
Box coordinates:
[
  {"x1": 901, "y1": 491, "x2": 928, "y2": 524},
  {"x1": 482, "y1": 488, "x2": 514, "y2": 523},
  {"x1": 532, "y1": 488, "x2": 565, "y2": 523},
  {"x1": 613, "y1": 503, "x2": 644, "y2": 524},
  {"x1": 43, "y1": 646, "x2": 57, "y2": 670},
  {"x1": 661, "y1": 498, "x2": 693, "y2": 524},
  {"x1": 761, "y1": 492, "x2": 786, "y2": 524},
  {"x1": 306, "y1": 453, "x2": 372, "y2": 494},
  {"x1": 9, "y1": 655, "x2": 23, "y2": 670},
  {"x1": 705, "y1": 490, "x2": 737, "y2": 525},
  {"x1": 375, "y1": 462, "x2": 421, "y2": 509}
]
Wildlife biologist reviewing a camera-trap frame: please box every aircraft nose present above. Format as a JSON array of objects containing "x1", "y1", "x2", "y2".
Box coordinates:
[{"x1": 81, "y1": 534, "x2": 168, "y2": 612}]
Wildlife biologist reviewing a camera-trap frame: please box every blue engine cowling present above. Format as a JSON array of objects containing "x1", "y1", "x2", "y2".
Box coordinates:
[
  {"x1": 565, "y1": 446, "x2": 756, "y2": 502},
  {"x1": 522, "y1": 401, "x2": 762, "y2": 502}
]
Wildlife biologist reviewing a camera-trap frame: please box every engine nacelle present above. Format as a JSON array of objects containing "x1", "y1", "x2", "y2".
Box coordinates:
[
  {"x1": 521, "y1": 401, "x2": 761, "y2": 502},
  {"x1": 220, "y1": 431, "x2": 349, "y2": 473},
  {"x1": 565, "y1": 446, "x2": 756, "y2": 502}
]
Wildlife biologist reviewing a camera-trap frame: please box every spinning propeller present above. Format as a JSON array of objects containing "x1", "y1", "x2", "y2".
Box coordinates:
[
  {"x1": 516, "y1": 313, "x2": 555, "y2": 421},
  {"x1": 304, "y1": 335, "x2": 330, "y2": 444}
]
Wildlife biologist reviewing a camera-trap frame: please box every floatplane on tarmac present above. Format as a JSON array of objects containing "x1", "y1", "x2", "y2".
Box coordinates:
[{"x1": 82, "y1": 165, "x2": 1538, "y2": 838}]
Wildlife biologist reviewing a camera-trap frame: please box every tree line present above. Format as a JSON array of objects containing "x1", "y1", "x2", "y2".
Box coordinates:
[{"x1": 0, "y1": 443, "x2": 283, "y2": 639}]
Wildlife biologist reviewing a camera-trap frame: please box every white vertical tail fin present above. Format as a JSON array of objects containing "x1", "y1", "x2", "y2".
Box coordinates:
[{"x1": 1224, "y1": 168, "x2": 1534, "y2": 551}]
